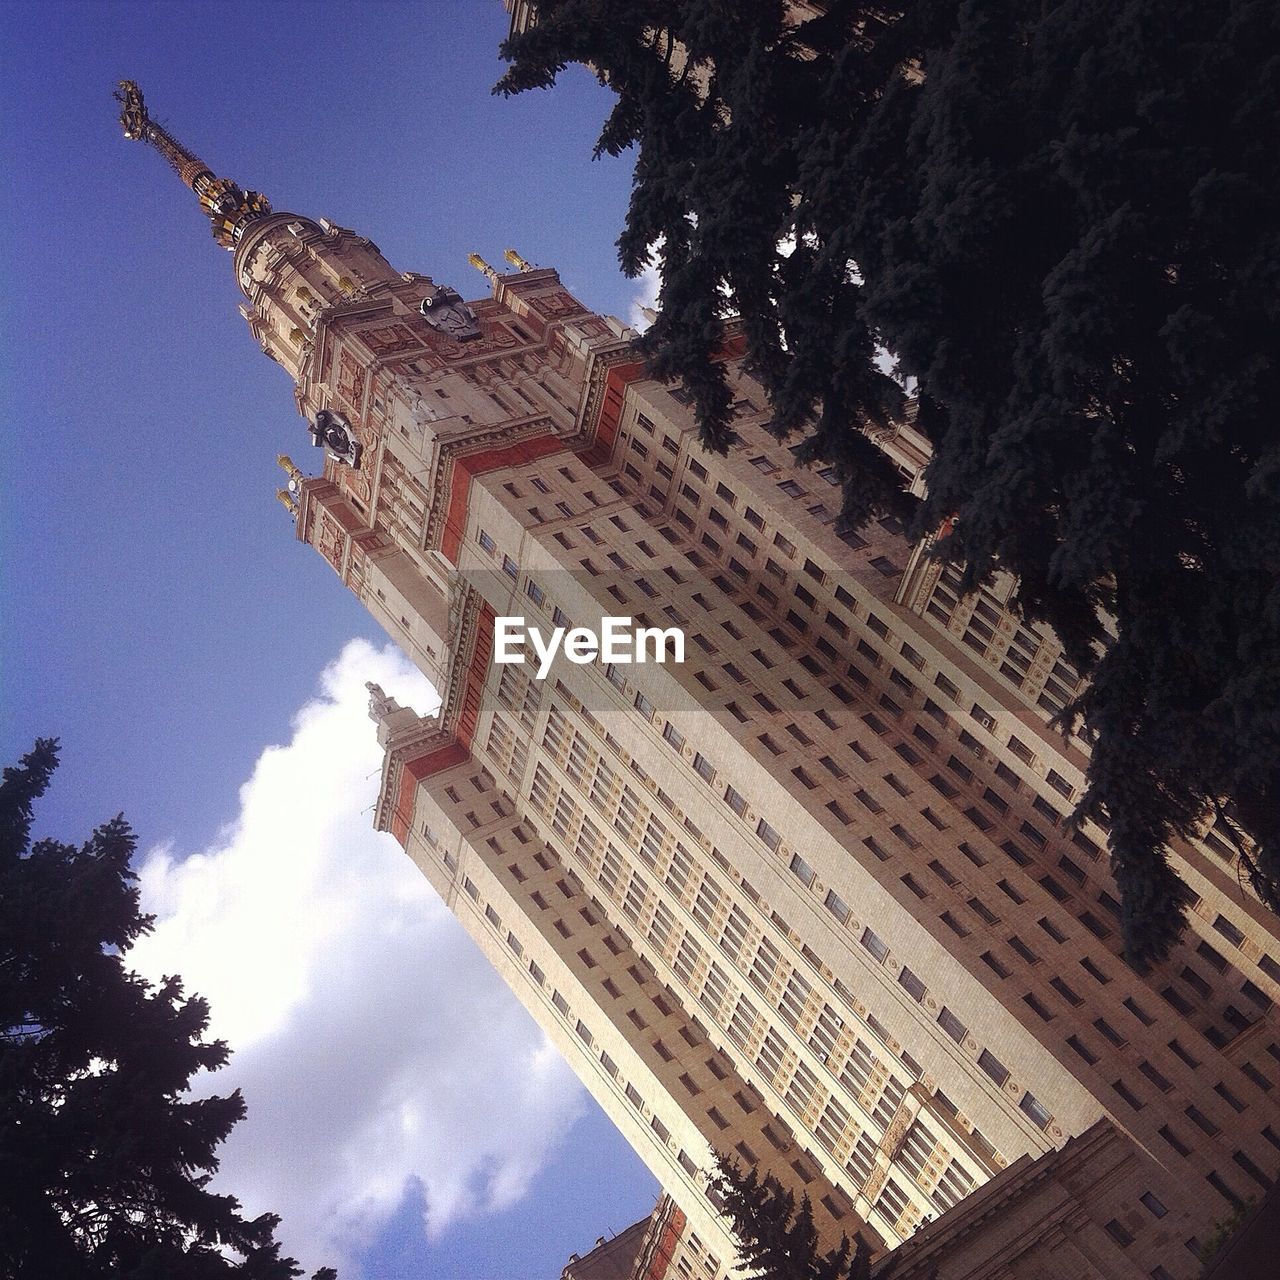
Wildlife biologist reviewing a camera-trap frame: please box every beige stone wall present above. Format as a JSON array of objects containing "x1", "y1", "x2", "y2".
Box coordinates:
[{"x1": 245, "y1": 213, "x2": 1280, "y2": 1278}]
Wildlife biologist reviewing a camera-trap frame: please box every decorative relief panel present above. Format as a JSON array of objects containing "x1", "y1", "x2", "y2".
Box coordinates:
[
  {"x1": 343, "y1": 464, "x2": 373, "y2": 509},
  {"x1": 526, "y1": 289, "x2": 584, "y2": 319},
  {"x1": 317, "y1": 513, "x2": 345, "y2": 572},
  {"x1": 362, "y1": 323, "x2": 421, "y2": 356},
  {"x1": 437, "y1": 324, "x2": 519, "y2": 361},
  {"x1": 573, "y1": 316, "x2": 612, "y2": 339},
  {"x1": 336, "y1": 350, "x2": 365, "y2": 416},
  {"x1": 354, "y1": 530, "x2": 389, "y2": 553}
]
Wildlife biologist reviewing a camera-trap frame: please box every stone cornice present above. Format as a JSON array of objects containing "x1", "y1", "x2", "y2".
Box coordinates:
[
  {"x1": 373, "y1": 717, "x2": 449, "y2": 835},
  {"x1": 436, "y1": 584, "x2": 486, "y2": 736},
  {"x1": 876, "y1": 1119, "x2": 1126, "y2": 1278}
]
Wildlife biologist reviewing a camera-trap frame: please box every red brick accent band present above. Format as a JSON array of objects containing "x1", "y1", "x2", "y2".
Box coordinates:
[
  {"x1": 389, "y1": 742, "x2": 468, "y2": 846},
  {"x1": 583, "y1": 358, "x2": 646, "y2": 467},
  {"x1": 639, "y1": 1205, "x2": 686, "y2": 1280},
  {"x1": 440, "y1": 435, "x2": 569, "y2": 563},
  {"x1": 387, "y1": 606, "x2": 495, "y2": 846}
]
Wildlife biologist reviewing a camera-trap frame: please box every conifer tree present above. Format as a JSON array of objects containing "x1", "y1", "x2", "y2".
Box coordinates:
[
  {"x1": 709, "y1": 1156, "x2": 892, "y2": 1280},
  {"x1": 0, "y1": 740, "x2": 335, "y2": 1279},
  {"x1": 497, "y1": 0, "x2": 1280, "y2": 965}
]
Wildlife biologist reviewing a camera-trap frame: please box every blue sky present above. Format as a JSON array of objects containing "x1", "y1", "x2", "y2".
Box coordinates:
[{"x1": 2, "y1": 2, "x2": 660, "y2": 1275}]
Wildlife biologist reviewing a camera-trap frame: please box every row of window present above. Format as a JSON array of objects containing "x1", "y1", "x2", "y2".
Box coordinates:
[
  {"x1": 528, "y1": 697, "x2": 1000, "y2": 1238},
  {"x1": 437, "y1": 805, "x2": 721, "y2": 1226},
  {"x1": 475, "y1": 403, "x2": 1279, "y2": 1191}
]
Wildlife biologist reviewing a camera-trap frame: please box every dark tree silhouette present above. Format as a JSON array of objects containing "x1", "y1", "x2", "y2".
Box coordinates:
[
  {"x1": 497, "y1": 0, "x2": 1280, "y2": 965},
  {"x1": 709, "y1": 1155, "x2": 889, "y2": 1280},
  {"x1": 0, "y1": 740, "x2": 336, "y2": 1280}
]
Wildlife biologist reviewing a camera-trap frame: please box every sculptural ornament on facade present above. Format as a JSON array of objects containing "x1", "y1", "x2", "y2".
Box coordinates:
[
  {"x1": 310, "y1": 408, "x2": 363, "y2": 468},
  {"x1": 419, "y1": 284, "x2": 482, "y2": 341}
]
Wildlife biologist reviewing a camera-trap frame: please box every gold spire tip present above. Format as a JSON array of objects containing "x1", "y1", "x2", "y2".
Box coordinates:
[
  {"x1": 115, "y1": 80, "x2": 272, "y2": 251},
  {"x1": 504, "y1": 248, "x2": 534, "y2": 272},
  {"x1": 468, "y1": 252, "x2": 498, "y2": 282}
]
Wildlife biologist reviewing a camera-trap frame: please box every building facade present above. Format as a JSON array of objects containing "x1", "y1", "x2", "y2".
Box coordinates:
[{"x1": 120, "y1": 83, "x2": 1280, "y2": 1280}]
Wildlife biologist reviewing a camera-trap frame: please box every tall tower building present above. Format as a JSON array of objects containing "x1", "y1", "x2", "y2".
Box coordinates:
[{"x1": 120, "y1": 83, "x2": 1280, "y2": 1280}]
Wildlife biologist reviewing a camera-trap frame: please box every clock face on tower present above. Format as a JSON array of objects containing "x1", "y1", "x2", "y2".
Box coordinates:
[{"x1": 309, "y1": 408, "x2": 363, "y2": 468}]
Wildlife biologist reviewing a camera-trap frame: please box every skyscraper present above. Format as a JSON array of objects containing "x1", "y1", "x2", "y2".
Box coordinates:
[{"x1": 119, "y1": 81, "x2": 1280, "y2": 1279}]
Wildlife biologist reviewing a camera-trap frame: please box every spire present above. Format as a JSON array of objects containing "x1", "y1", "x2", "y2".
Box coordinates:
[{"x1": 115, "y1": 80, "x2": 272, "y2": 250}]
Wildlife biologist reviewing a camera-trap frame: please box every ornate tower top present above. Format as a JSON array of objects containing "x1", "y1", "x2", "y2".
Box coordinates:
[{"x1": 115, "y1": 80, "x2": 272, "y2": 249}]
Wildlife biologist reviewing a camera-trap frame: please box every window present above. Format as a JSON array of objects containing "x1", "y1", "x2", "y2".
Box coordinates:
[
  {"x1": 1019, "y1": 1092, "x2": 1052, "y2": 1129},
  {"x1": 1207, "y1": 1171, "x2": 1245, "y2": 1207},
  {"x1": 724, "y1": 785, "x2": 747, "y2": 817},
  {"x1": 1103, "y1": 1220, "x2": 1133, "y2": 1247},
  {"x1": 1023, "y1": 993, "x2": 1054, "y2": 1021},
  {"x1": 1094, "y1": 1017, "x2": 1126, "y2": 1047},
  {"x1": 899, "y1": 968, "x2": 927, "y2": 1002},
  {"x1": 860, "y1": 928, "x2": 889, "y2": 963},
  {"x1": 1136, "y1": 1191, "x2": 1168, "y2": 1221},
  {"x1": 662, "y1": 723, "x2": 686, "y2": 752},
  {"x1": 1213, "y1": 1080, "x2": 1244, "y2": 1111},
  {"x1": 1067, "y1": 1035, "x2": 1098, "y2": 1064},
  {"x1": 1050, "y1": 977, "x2": 1082, "y2": 1007},
  {"x1": 978, "y1": 1049, "x2": 1010, "y2": 1086},
  {"x1": 790, "y1": 854, "x2": 816, "y2": 887},
  {"x1": 1214, "y1": 914, "x2": 1245, "y2": 947},
  {"x1": 501, "y1": 554, "x2": 518, "y2": 580},
  {"x1": 478, "y1": 529, "x2": 496, "y2": 554},
  {"x1": 1038, "y1": 917, "x2": 1067, "y2": 944},
  {"x1": 1185, "y1": 1106, "x2": 1219, "y2": 1136},
  {"x1": 998, "y1": 879, "x2": 1026, "y2": 905},
  {"x1": 1233, "y1": 1150, "x2": 1273, "y2": 1191},
  {"x1": 756, "y1": 819, "x2": 781, "y2": 851},
  {"x1": 968, "y1": 897, "x2": 999, "y2": 926},
  {"x1": 937, "y1": 1008, "x2": 967, "y2": 1043},
  {"x1": 1113, "y1": 1080, "x2": 1144, "y2": 1111},
  {"x1": 824, "y1": 890, "x2": 850, "y2": 924}
]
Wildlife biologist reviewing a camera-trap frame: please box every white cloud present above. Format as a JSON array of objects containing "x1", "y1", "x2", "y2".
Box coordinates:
[
  {"x1": 130, "y1": 639, "x2": 586, "y2": 1274},
  {"x1": 628, "y1": 258, "x2": 661, "y2": 332}
]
